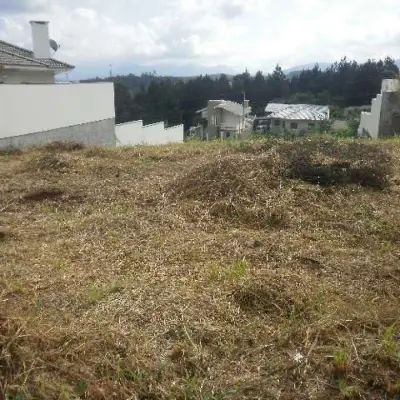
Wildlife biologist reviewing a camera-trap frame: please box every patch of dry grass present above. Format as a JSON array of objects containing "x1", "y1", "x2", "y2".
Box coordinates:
[{"x1": 1, "y1": 138, "x2": 400, "y2": 399}]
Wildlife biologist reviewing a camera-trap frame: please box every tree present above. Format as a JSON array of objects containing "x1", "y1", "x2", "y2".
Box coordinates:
[{"x1": 106, "y1": 57, "x2": 399, "y2": 129}]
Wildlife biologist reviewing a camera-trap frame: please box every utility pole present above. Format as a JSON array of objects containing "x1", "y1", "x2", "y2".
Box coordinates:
[{"x1": 241, "y1": 91, "x2": 246, "y2": 139}]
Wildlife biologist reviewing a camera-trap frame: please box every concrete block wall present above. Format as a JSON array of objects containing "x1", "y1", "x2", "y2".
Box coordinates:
[
  {"x1": 115, "y1": 120, "x2": 184, "y2": 146},
  {"x1": 358, "y1": 79, "x2": 400, "y2": 138},
  {"x1": 0, "y1": 119, "x2": 116, "y2": 149},
  {"x1": 378, "y1": 92, "x2": 400, "y2": 137}
]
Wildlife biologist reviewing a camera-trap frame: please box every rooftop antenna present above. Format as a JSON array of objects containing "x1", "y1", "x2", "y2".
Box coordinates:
[
  {"x1": 109, "y1": 64, "x2": 113, "y2": 78},
  {"x1": 49, "y1": 39, "x2": 60, "y2": 56}
]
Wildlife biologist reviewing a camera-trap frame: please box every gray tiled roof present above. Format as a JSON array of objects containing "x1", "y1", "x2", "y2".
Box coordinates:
[
  {"x1": 0, "y1": 40, "x2": 74, "y2": 70},
  {"x1": 265, "y1": 103, "x2": 329, "y2": 121}
]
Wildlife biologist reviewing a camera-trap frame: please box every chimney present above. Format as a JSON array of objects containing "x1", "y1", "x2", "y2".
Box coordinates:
[{"x1": 30, "y1": 21, "x2": 50, "y2": 59}]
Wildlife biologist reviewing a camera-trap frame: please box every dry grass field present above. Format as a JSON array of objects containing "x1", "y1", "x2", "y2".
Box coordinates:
[{"x1": 1, "y1": 138, "x2": 400, "y2": 400}]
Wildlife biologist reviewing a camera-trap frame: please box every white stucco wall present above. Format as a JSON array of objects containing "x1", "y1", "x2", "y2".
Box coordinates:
[
  {"x1": 0, "y1": 83, "x2": 115, "y2": 138},
  {"x1": 115, "y1": 120, "x2": 184, "y2": 146},
  {"x1": 0, "y1": 69, "x2": 56, "y2": 84},
  {"x1": 163, "y1": 124, "x2": 185, "y2": 143},
  {"x1": 115, "y1": 120, "x2": 144, "y2": 145},
  {"x1": 221, "y1": 111, "x2": 241, "y2": 131},
  {"x1": 358, "y1": 94, "x2": 382, "y2": 138}
]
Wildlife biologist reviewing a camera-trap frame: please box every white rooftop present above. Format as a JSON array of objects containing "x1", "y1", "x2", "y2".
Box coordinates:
[
  {"x1": 214, "y1": 100, "x2": 251, "y2": 116},
  {"x1": 265, "y1": 103, "x2": 329, "y2": 121}
]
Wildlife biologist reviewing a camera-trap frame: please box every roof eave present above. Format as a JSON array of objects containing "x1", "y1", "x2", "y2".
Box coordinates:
[{"x1": 1, "y1": 64, "x2": 74, "y2": 72}]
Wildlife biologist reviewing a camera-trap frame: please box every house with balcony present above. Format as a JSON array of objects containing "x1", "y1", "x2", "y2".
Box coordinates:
[
  {"x1": 263, "y1": 103, "x2": 330, "y2": 134},
  {"x1": 0, "y1": 21, "x2": 116, "y2": 149},
  {"x1": 196, "y1": 100, "x2": 252, "y2": 140}
]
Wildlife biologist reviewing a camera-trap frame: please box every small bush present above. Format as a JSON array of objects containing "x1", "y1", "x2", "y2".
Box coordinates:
[{"x1": 333, "y1": 347, "x2": 350, "y2": 377}]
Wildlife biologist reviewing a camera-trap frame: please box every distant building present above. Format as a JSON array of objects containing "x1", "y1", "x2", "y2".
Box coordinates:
[
  {"x1": 196, "y1": 100, "x2": 252, "y2": 140},
  {"x1": 264, "y1": 103, "x2": 330, "y2": 133},
  {"x1": 263, "y1": 103, "x2": 330, "y2": 134}
]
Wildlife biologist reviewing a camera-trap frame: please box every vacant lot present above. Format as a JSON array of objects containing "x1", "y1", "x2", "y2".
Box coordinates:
[{"x1": 1, "y1": 138, "x2": 400, "y2": 400}]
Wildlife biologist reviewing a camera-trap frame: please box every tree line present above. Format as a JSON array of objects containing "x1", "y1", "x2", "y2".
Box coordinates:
[{"x1": 90, "y1": 57, "x2": 399, "y2": 129}]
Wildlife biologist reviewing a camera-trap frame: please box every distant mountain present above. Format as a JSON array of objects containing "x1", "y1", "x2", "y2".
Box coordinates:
[
  {"x1": 284, "y1": 60, "x2": 400, "y2": 77},
  {"x1": 284, "y1": 62, "x2": 331, "y2": 75},
  {"x1": 69, "y1": 59, "x2": 400, "y2": 81},
  {"x1": 69, "y1": 61, "x2": 236, "y2": 81}
]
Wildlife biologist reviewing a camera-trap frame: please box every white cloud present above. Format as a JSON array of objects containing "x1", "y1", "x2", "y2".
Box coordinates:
[{"x1": 0, "y1": 0, "x2": 399, "y2": 75}]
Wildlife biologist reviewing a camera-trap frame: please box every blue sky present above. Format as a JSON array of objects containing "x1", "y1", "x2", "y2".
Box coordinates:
[{"x1": 1, "y1": 0, "x2": 400, "y2": 78}]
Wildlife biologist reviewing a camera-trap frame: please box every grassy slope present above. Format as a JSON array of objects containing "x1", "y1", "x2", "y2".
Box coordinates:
[{"x1": 1, "y1": 139, "x2": 400, "y2": 400}]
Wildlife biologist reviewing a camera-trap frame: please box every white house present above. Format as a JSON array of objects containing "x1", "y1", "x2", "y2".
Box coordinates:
[
  {"x1": 0, "y1": 21, "x2": 116, "y2": 149},
  {"x1": 263, "y1": 103, "x2": 330, "y2": 134},
  {"x1": 197, "y1": 100, "x2": 252, "y2": 140},
  {"x1": 0, "y1": 21, "x2": 74, "y2": 84}
]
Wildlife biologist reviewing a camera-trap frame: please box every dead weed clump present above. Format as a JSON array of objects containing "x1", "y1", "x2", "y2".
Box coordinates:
[
  {"x1": 23, "y1": 153, "x2": 70, "y2": 173},
  {"x1": 167, "y1": 154, "x2": 288, "y2": 228},
  {"x1": 168, "y1": 156, "x2": 259, "y2": 202},
  {"x1": 0, "y1": 146, "x2": 23, "y2": 157},
  {"x1": 208, "y1": 201, "x2": 290, "y2": 229},
  {"x1": 40, "y1": 140, "x2": 85, "y2": 152},
  {"x1": 0, "y1": 316, "x2": 29, "y2": 395},
  {"x1": 232, "y1": 275, "x2": 314, "y2": 319},
  {"x1": 282, "y1": 139, "x2": 393, "y2": 189}
]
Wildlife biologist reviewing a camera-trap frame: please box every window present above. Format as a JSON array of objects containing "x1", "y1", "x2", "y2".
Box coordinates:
[
  {"x1": 308, "y1": 122, "x2": 315, "y2": 130},
  {"x1": 290, "y1": 122, "x2": 298, "y2": 130},
  {"x1": 282, "y1": 121, "x2": 286, "y2": 128},
  {"x1": 274, "y1": 120, "x2": 280, "y2": 126}
]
